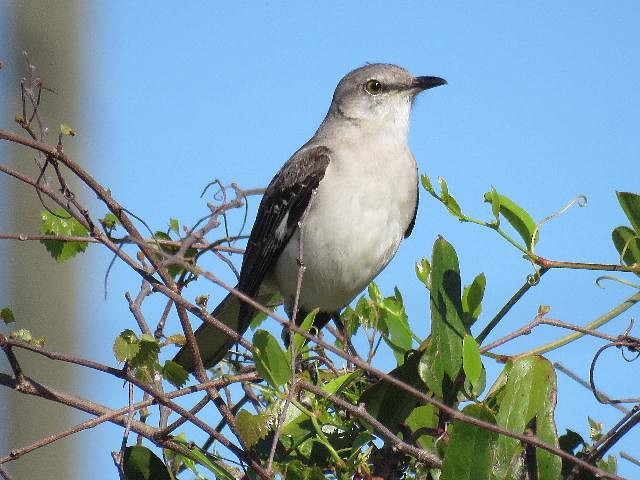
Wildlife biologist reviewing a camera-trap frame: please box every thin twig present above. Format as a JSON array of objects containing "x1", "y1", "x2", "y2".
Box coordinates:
[
  {"x1": 554, "y1": 363, "x2": 630, "y2": 414},
  {"x1": 480, "y1": 316, "x2": 632, "y2": 354},
  {"x1": 620, "y1": 451, "x2": 640, "y2": 467},
  {"x1": 536, "y1": 256, "x2": 640, "y2": 275},
  {"x1": 476, "y1": 268, "x2": 548, "y2": 345},
  {"x1": 517, "y1": 290, "x2": 640, "y2": 357}
]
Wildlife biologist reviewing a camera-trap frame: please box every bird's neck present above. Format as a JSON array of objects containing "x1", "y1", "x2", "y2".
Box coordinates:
[{"x1": 315, "y1": 110, "x2": 411, "y2": 146}]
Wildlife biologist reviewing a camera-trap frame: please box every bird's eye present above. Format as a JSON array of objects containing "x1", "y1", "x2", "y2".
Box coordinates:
[{"x1": 364, "y1": 79, "x2": 383, "y2": 95}]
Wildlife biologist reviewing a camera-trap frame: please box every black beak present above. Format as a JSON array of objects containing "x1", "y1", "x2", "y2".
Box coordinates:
[{"x1": 413, "y1": 76, "x2": 447, "y2": 91}]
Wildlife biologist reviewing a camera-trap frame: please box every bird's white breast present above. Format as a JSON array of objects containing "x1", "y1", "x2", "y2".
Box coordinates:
[{"x1": 273, "y1": 131, "x2": 417, "y2": 313}]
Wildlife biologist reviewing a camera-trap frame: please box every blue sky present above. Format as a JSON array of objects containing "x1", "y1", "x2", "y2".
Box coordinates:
[{"x1": 2, "y1": 2, "x2": 640, "y2": 478}]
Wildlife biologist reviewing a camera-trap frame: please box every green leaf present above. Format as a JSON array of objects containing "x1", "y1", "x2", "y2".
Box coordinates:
[
  {"x1": 612, "y1": 226, "x2": 640, "y2": 277},
  {"x1": 367, "y1": 281, "x2": 383, "y2": 304},
  {"x1": 484, "y1": 191, "x2": 537, "y2": 249},
  {"x1": 405, "y1": 404, "x2": 439, "y2": 450},
  {"x1": 379, "y1": 296, "x2": 413, "y2": 364},
  {"x1": 59, "y1": 123, "x2": 76, "y2": 136},
  {"x1": 39, "y1": 208, "x2": 89, "y2": 262},
  {"x1": 440, "y1": 404, "x2": 497, "y2": 480},
  {"x1": 462, "y1": 335, "x2": 482, "y2": 393},
  {"x1": 419, "y1": 236, "x2": 466, "y2": 401},
  {"x1": 113, "y1": 331, "x2": 162, "y2": 383},
  {"x1": 162, "y1": 360, "x2": 189, "y2": 388},
  {"x1": 438, "y1": 177, "x2": 463, "y2": 216},
  {"x1": 617, "y1": 191, "x2": 640, "y2": 232},
  {"x1": 359, "y1": 350, "x2": 426, "y2": 433},
  {"x1": 420, "y1": 174, "x2": 435, "y2": 195},
  {"x1": 281, "y1": 460, "x2": 327, "y2": 480},
  {"x1": 9, "y1": 328, "x2": 45, "y2": 346},
  {"x1": 235, "y1": 409, "x2": 272, "y2": 449},
  {"x1": 123, "y1": 446, "x2": 171, "y2": 480},
  {"x1": 461, "y1": 273, "x2": 486, "y2": 326},
  {"x1": 253, "y1": 329, "x2": 291, "y2": 389},
  {"x1": 130, "y1": 335, "x2": 160, "y2": 368},
  {"x1": 1, "y1": 307, "x2": 15, "y2": 324},
  {"x1": 558, "y1": 429, "x2": 584, "y2": 454},
  {"x1": 415, "y1": 258, "x2": 431, "y2": 289},
  {"x1": 320, "y1": 371, "x2": 362, "y2": 396},
  {"x1": 99, "y1": 213, "x2": 120, "y2": 230},
  {"x1": 113, "y1": 329, "x2": 140, "y2": 363},
  {"x1": 489, "y1": 186, "x2": 501, "y2": 223},
  {"x1": 487, "y1": 356, "x2": 561, "y2": 480},
  {"x1": 168, "y1": 217, "x2": 180, "y2": 234},
  {"x1": 588, "y1": 416, "x2": 604, "y2": 441},
  {"x1": 293, "y1": 309, "x2": 318, "y2": 355},
  {"x1": 249, "y1": 292, "x2": 282, "y2": 330},
  {"x1": 597, "y1": 455, "x2": 618, "y2": 474},
  {"x1": 169, "y1": 435, "x2": 237, "y2": 480}
]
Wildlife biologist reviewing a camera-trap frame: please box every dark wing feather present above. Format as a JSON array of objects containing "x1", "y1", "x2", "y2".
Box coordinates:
[
  {"x1": 404, "y1": 170, "x2": 419, "y2": 238},
  {"x1": 238, "y1": 145, "x2": 331, "y2": 300}
]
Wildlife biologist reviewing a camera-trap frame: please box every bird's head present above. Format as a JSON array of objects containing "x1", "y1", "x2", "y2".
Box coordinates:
[{"x1": 325, "y1": 63, "x2": 446, "y2": 133}]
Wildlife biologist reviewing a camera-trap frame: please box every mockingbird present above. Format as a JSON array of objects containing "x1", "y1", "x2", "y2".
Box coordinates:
[{"x1": 174, "y1": 63, "x2": 446, "y2": 372}]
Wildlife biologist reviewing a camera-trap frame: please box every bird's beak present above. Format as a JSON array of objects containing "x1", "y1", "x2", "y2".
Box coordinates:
[{"x1": 413, "y1": 76, "x2": 447, "y2": 91}]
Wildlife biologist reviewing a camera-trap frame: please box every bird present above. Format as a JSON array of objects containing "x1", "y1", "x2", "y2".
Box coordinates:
[{"x1": 174, "y1": 63, "x2": 446, "y2": 372}]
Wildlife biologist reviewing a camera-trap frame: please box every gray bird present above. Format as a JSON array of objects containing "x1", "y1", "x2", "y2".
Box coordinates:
[{"x1": 174, "y1": 64, "x2": 446, "y2": 372}]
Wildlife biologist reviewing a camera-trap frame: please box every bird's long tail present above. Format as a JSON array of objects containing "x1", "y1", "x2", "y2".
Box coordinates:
[{"x1": 173, "y1": 287, "x2": 276, "y2": 373}]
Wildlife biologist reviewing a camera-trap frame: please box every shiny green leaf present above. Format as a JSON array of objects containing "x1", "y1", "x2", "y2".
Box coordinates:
[
  {"x1": 360, "y1": 350, "x2": 426, "y2": 433},
  {"x1": 441, "y1": 404, "x2": 497, "y2": 480},
  {"x1": 123, "y1": 446, "x2": 171, "y2": 480},
  {"x1": 484, "y1": 191, "x2": 537, "y2": 249},
  {"x1": 169, "y1": 435, "x2": 237, "y2": 480},
  {"x1": 462, "y1": 273, "x2": 485, "y2": 326},
  {"x1": 487, "y1": 356, "x2": 561, "y2": 480},
  {"x1": 617, "y1": 191, "x2": 640, "y2": 232},
  {"x1": 253, "y1": 329, "x2": 291, "y2": 389},
  {"x1": 419, "y1": 237, "x2": 466, "y2": 401},
  {"x1": 321, "y1": 370, "x2": 362, "y2": 396},
  {"x1": 489, "y1": 186, "x2": 500, "y2": 223},
  {"x1": 439, "y1": 177, "x2": 463, "y2": 216},
  {"x1": 293, "y1": 308, "x2": 318, "y2": 355},
  {"x1": 380, "y1": 296, "x2": 413, "y2": 364},
  {"x1": 421, "y1": 174, "x2": 435, "y2": 195},
  {"x1": 367, "y1": 281, "x2": 383, "y2": 304},
  {"x1": 612, "y1": 226, "x2": 640, "y2": 277},
  {"x1": 462, "y1": 335, "x2": 482, "y2": 391},
  {"x1": 405, "y1": 404, "x2": 439, "y2": 450}
]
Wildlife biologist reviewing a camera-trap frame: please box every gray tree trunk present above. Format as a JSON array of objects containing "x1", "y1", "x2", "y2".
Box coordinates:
[{"x1": 2, "y1": 2, "x2": 83, "y2": 478}]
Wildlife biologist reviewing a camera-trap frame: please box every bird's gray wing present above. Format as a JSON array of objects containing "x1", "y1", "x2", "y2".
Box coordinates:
[
  {"x1": 173, "y1": 145, "x2": 331, "y2": 372},
  {"x1": 238, "y1": 145, "x2": 331, "y2": 300}
]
